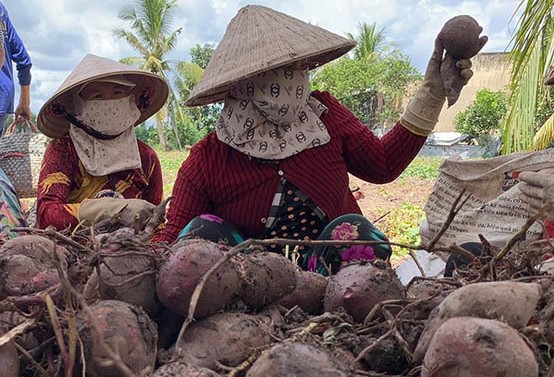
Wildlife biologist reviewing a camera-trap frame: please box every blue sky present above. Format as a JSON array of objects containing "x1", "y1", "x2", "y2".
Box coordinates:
[{"x1": 4, "y1": 0, "x2": 522, "y2": 114}]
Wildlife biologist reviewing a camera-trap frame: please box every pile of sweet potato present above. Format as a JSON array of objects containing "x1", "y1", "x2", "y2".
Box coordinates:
[{"x1": 1, "y1": 220, "x2": 554, "y2": 376}]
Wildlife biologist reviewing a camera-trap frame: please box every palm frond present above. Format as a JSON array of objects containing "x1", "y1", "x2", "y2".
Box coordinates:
[{"x1": 532, "y1": 112, "x2": 554, "y2": 149}]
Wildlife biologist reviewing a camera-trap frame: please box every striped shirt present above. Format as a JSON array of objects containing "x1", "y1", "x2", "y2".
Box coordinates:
[
  {"x1": 154, "y1": 91, "x2": 426, "y2": 244},
  {"x1": 36, "y1": 137, "x2": 163, "y2": 231}
]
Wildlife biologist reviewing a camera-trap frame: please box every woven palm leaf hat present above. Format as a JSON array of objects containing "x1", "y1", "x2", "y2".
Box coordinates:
[
  {"x1": 37, "y1": 54, "x2": 169, "y2": 138},
  {"x1": 185, "y1": 5, "x2": 356, "y2": 107}
]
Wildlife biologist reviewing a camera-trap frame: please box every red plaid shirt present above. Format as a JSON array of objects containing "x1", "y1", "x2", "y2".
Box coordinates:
[{"x1": 154, "y1": 91, "x2": 426, "y2": 244}]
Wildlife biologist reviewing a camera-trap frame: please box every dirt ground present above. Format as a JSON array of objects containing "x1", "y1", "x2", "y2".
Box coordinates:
[{"x1": 350, "y1": 175, "x2": 436, "y2": 221}]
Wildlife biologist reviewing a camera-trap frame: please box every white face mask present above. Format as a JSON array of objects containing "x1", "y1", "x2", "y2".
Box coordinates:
[{"x1": 73, "y1": 95, "x2": 141, "y2": 135}]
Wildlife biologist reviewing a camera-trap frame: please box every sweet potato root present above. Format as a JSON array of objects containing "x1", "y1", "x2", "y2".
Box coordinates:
[
  {"x1": 156, "y1": 239, "x2": 241, "y2": 318},
  {"x1": 324, "y1": 263, "x2": 405, "y2": 323},
  {"x1": 233, "y1": 251, "x2": 297, "y2": 309},
  {"x1": 174, "y1": 310, "x2": 281, "y2": 369},
  {"x1": 414, "y1": 281, "x2": 542, "y2": 362},
  {"x1": 278, "y1": 270, "x2": 328, "y2": 314},
  {"x1": 77, "y1": 300, "x2": 158, "y2": 377},
  {"x1": 0, "y1": 235, "x2": 68, "y2": 299},
  {"x1": 153, "y1": 362, "x2": 222, "y2": 376},
  {"x1": 421, "y1": 317, "x2": 538, "y2": 377},
  {"x1": 245, "y1": 342, "x2": 350, "y2": 377}
]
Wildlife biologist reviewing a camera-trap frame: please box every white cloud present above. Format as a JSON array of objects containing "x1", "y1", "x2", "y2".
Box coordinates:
[{"x1": 4, "y1": 0, "x2": 521, "y2": 114}]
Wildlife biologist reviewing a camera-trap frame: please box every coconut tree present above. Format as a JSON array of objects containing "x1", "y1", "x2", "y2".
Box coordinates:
[
  {"x1": 114, "y1": 0, "x2": 182, "y2": 150},
  {"x1": 347, "y1": 22, "x2": 388, "y2": 60},
  {"x1": 502, "y1": 0, "x2": 554, "y2": 153}
]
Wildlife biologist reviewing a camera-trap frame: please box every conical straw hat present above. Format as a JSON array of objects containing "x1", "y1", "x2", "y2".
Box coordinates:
[
  {"x1": 185, "y1": 5, "x2": 355, "y2": 107},
  {"x1": 37, "y1": 54, "x2": 169, "y2": 138}
]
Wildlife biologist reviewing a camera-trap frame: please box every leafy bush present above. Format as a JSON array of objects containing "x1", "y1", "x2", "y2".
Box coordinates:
[
  {"x1": 454, "y1": 88, "x2": 508, "y2": 149},
  {"x1": 399, "y1": 157, "x2": 443, "y2": 180},
  {"x1": 380, "y1": 202, "x2": 426, "y2": 260}
]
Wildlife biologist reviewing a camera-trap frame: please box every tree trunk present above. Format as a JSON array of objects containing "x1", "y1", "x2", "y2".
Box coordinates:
[{"x1": 156, "y1": 120, "x2": 169, "y2": 151}]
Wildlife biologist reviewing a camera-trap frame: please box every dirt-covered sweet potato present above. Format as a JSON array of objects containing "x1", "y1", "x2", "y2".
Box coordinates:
[
  {"x1": 324, "y1": 263, "x2": 405, "y2": 323},
  {"x1": 245, "y1": 342, "x2": 350, "y2": 377},
  {"x1": 414, "y1": 281, "x2": 542, "y2": 363},
  {"x1": 174, "y1": 310, "x2": 281, "y2": 369},
  {"x1": 153, "y1": 362, "x2": 222, "y2": 376},
  {"x1": 233, "y1": 251, "x2": 297, "y2": 309},
  {"x1": 0, "y1": 235, "x2": 68, "y2": 299},
  {"x1": 437, "y1": 15, "x2": 488, "y2": 106},
  {"x1": 421, "y1": 317, "x2": 538, "y2": 377},
  {"x1": 439, "y1": 15, "x2": 487, "y2": 59},
  {"x1": 0, "y1": 341, "x2": 19, "y2": 377},
  {"x1": 278, "y1": 270, "x2": 328, "y2": 314},
  {"x1": 84, "y1": 233, "x2": 161, "y2": 317},
  {"x1": 77, "y1": 300, "x2": 158, "y2": 377},
  {"x1": 156, "y1": 239, "x2": 241, "y2": 318}
]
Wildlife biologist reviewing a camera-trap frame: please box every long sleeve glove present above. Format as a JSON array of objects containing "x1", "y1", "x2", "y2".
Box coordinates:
[
  {"x1": 518, "y1": 170, "x2": 554, "y2": 220},
  {"x1": 78, "y1": 197, "x2": 156, "y2": 230},
  {"x1": 401, "y1": 36, "x2": 486, "y2": 136}
]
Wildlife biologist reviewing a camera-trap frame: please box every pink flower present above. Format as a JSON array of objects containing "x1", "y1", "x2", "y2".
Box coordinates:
[
  {"x1": 340, "y1": 245, "x2": 376, "y2": 263},
  {"x1": 199, "y1": 214, "x2": 224, "y2": 224},
  {"x1": 331, "y1": 222, "x2": 359, "y2": 241},
  {"x1": 307, "y1": 255, "x2": 318, "y2": 272}
]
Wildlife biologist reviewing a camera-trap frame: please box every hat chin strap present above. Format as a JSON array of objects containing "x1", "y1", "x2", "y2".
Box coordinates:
[{"x1": 62, "y1": 110, "x2": 124, "y2": 140}]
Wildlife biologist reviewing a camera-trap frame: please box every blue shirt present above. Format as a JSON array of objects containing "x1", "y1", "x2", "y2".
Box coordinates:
[{"x1": 0, "y1": 2, "x2": 31, "y2": 115}]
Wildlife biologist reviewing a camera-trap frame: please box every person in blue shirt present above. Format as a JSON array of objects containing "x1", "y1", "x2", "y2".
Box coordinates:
[{"x1": 0, "y1": 2, "x2": 32, "y2": 130}]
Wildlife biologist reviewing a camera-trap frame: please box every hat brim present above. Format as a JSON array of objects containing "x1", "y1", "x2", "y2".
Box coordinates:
[
  {"x1": 38, "y1": 70, "x2": 169, "y2": 139},
  {"x1": 185, "y1": 45, "x2": 353, "y2": 107},
  {"x1": 184, "y1": 5, "x2": 356, "y2": 107}
]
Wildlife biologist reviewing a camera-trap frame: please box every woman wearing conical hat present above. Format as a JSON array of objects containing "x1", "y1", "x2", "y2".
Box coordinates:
[
  {"x1": 35, "y1": 54, "x2": 169, "y2": 232},
  {"x1": 154, "y1": 5, "x2": 486, "y2": 275}
]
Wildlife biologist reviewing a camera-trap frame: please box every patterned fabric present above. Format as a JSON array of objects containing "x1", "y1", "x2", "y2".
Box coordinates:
[
  {"x1": 216, "y1": 68, "x2": 330, "y2": 159},
  {"x1": 69, "y1": 95, "x2": 142, "y2": 176},
  {"x1": 264, "y1": 179, "x2": 327, "y2": 254},
  {"x1": 154, "y1": 91, "x2": 427, "y2": 245},
  {"x1": 176, "y1": 213, "x2": 389, "y2": 277},
  {"x1": 36, "y1": 137, "x2": 163, "y2": 231},
  {"x1": 0, "y1": 166, "x2": 26, "y2": 239},
  {"x1": 302, "y1": 214, "x2": 392, "y2": 276},
  {"x1": 178, "y1": 214, "x2": 245, "y2": 246}
]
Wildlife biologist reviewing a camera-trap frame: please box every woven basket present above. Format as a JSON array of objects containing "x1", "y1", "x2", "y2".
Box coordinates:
[{"x1": 0, "y1": 120, "x2": 50, "y2": 198}]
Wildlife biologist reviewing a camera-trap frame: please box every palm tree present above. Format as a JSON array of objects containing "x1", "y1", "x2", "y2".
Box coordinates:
[
  {"x1": 347, "y1": 22, "x2": 388, "y2": 60},
  {"x1": 502, "y1": 0, "x2": 554, "y2": 153},
  {"x1": 114, "y1": 0, "x2": 182, "y2": 150}
]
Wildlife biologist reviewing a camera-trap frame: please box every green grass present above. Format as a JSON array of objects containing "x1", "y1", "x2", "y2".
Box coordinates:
[
  {"x1": 157, "y1": 149, "x2": 189, "y2": 197},
  {"x1": 399, "y1": 157, "x2": 444, "y2": 180}
]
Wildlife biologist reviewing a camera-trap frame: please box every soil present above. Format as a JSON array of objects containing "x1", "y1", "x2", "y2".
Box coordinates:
[{"x1": 350, "y1": 175, "x2": 436, "y2": 221}]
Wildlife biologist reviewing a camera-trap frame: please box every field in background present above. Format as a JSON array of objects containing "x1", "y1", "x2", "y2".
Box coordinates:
[{"x1": 157, "y1": 149, "x2": 443, "y2": 261}]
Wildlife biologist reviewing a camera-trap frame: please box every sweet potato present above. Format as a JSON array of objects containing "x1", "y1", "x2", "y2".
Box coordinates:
[
  {"x1": 439, "y1": 15, "x2": 486, "y2": 59},
  {"x1": 156, "y1": 239, "x2": 241, "y2": 318},
  {"x1": 437, "y1": 15, "x2": 488, "y2": 106},
  {"x1": 421, "y1": 317, "x2": 538, "y2": 377},
  {"x1": 278, "y1": 270, "x2": 328, "y2": 314},
  {"x1": 174, "y1": 310, "x2": 281, "y2": 369},
  {"x1": 0, "y1": 235, "x2": 68, "y2": 299},
  {"x1": 85, "y1": 251, "x2": 160, "y2": 318},
  {"x1": 0, "y1": 341, "x2": 19, "y2": 377},
  {"x1": 77, "y1": 300, "x2": 158, "y2": 377},
  {"x1": 233, "y1": 251, "x2": 297, "y2": 309},
  {"x1": 245, "y1": 342, "x2": 350, "y2": 377},
  {"x1": 407, "y1": 279, "x2": 456, "y2": 309},
  {"x1": 414, "y1": 281, "x2": 542, "y2": 363},
  {"x1": 153, "y1": 362, "x2": 222, "y2": 376},
  {"x1": 324, "y1": 263, "x2": 405, "y2": 323}
]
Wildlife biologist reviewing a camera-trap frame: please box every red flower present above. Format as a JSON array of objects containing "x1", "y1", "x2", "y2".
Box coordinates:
[{"x1": 331, "y1": 222, "x2": 359, "y2": 241}]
